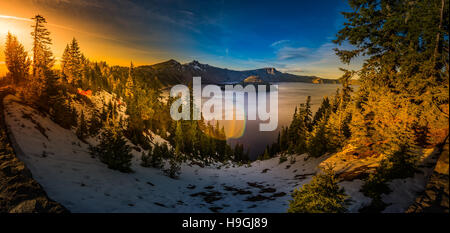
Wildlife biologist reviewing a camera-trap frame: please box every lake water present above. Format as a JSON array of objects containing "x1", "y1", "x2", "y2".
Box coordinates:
[{"x1": 197, "y1": 82, "x2": 342, "y2": 160}]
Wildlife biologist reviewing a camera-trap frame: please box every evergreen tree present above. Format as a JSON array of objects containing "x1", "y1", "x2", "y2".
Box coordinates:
[
  {"x1": 325, "y1": 71, "x2": 353, "y2": 150},
  {"x1": 61, "y1": 44, "x2": 70, "y2": 76},
  {"x1": 90, "y1": 115, "x2": 133, "y2": 173},
  {"x1": 4, "y1": 32, "x2": 30, "y2": 85},
  {"x1": 304, "y1": 96, "x2": 313, "y2": 131},
  {"x1": 174, "y1": 121, "x2": 184, "y2": 155},
  {"x1": 31, "y1": 14, "x2": 54, "y2": 75},
  {"x1": 51, "y1": 99, "x2": 76, "y2": 129},
  {"x1": 124, "y1": 61, "x2": 134, "y2": 99},
  {"x1": 307, "y1": 116, "x2": 330, "y2": 157},
  {"x1": 164, "y1": 155, "x2": 181, "y2": 179},
  {"x1": 61, "y1": 38, "x2": 83, "y2": 84},
  {"x1": 88, "y1": 112, "x2": 102, "y2": 136},
  {"x1": 312, "y1": 97, "x2": 331, "y2": 126},
  {"x1": 286, "y1": 100, "x2": 310, "y2": 154},
  {"x1": 288, "y1": 166, "x2": 348, "y2": 213},
  {"x1": 29, "y1": 14, "x2": 54, "y2": 99},
  {"x1": 142, "y1": 146, "x2": 164, "y2": 168},
  {"x1": 76, "y1": 110, "x2": 88, "y2": 140}
]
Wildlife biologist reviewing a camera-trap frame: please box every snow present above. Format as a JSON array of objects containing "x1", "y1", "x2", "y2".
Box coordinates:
[
  {"x1": 3, "y1": 95, "x2": 320, "y2": 212},
  {"x1": 2, "y1": 94, "x2": 436, "y2": 213}
]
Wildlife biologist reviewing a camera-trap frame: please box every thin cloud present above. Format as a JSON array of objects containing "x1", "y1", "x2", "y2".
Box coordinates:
[
  {"x1": 270, "y1": 39, "x2": 290, "y2": 47},
  {"x1": 276, "y1": 46, "x2": 310, "y2": 60},
  {"x1": 0, "y1": 14, "x2": 32, "y2": 22}
]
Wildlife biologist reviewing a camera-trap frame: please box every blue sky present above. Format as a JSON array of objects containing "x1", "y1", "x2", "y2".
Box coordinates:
[
  {"x1": 0, "y1": 0, "x2": 362, "y2": 78},
  {"x1": 126, "y1": 0, "x2": 358, "y2": 78}
]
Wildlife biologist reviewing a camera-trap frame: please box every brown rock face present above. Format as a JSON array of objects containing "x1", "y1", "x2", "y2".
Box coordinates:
[{"x1": 0, "y1": 87, "x2": 68, "y2": 213}]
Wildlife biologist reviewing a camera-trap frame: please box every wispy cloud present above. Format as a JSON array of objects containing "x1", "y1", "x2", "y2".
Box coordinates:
[
  {"x1": 282, "y1": 68, "x2": 305, "y2": 73},
  {"x1": 274, "y1": 42, "x2": 363, "y2": 78},
  {"x1": 276, "y1": 46, "x2": 310, "y2": 60},
  {"x1": 270, "y1": 39, "x2": 290, "y2": 47},
  {"x1": 0, "y1": 15, "x2": 32, "y2": 22}
]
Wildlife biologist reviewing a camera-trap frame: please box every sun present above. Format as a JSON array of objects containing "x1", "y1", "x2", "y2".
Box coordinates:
[{"x1": 0, "y1": 15, "x2": 34, "y2": 49}]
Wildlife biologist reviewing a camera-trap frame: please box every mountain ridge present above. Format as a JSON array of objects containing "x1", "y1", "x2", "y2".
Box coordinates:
[{"x1": 134, "y1": 59, "x2": 339, "y2": 86}]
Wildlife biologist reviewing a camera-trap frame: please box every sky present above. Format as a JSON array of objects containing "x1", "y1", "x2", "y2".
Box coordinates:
[{"x1": 0, "y1": 0, "x2": 363, "y2": 78}]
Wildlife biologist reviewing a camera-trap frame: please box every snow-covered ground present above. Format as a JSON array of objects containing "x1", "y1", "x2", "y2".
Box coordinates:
[{"x1": 2, "y1": 94, "x2": 437, "y2": 213}]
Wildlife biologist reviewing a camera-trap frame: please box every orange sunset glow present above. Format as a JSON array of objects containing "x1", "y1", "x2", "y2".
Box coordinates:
[{"x1": 0, "y1": 0, "x2": 173, "y2": 76}]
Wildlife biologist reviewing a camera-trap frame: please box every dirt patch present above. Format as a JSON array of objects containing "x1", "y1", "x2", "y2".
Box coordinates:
[
  {"x1": 271, "y1": 192, "x2": 287, "y2": 198},
  {"x1": 294, "y1": 173, "x2": 314, "y2": 180},
  {"x1": 190, "y1": 191, "x2": 223, "y2": 204},
  {"x1": 247, "y1": 182, "x2": 265, "y2": 189},
  {"x1": 209, "y1": 206, "x2": 223, "y2": 213},
  {"x1": 245, "y1": 194, "x2": 274, "y2": 202},
  {"x1": 259, "y1": 187, "x2": 276, "y2": 193},
  {"x1": 223, "y1": 185, "x2": 252, "y2": 195},
  {"x1": 153, "y1": 202, "x2": 166, "y2": 207}
]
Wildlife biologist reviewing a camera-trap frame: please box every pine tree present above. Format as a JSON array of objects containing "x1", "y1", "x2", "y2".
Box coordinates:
[
  {"x1": 174, "y1": 121, "x2": 184, "y2": 155},
  {"x1": 90, "y1": 116, "x2": 133, "y2": 173},
  {"x1": 88, "y1": 112, "x2": 102, "y2": 136},
  {"x1": 189, "y1": 121, "x2": 200, "y2": 156},
  {"x1": 288, "y1": 166, "x2": 348, "y2": 213},
  {"x1": 286, "y1": 100, "x2": 310, "y2": 154},
  {"x1": 262, "y1": 146, "x2": 271, "y2": 160},
  {"x1": 164, "y1": 155, "x2": 181, "y2": 179},
  {"x1": 324, "y1": 72, "x2": 353, "y2": 150},
  {"x1": 124, "y1": 61, "x2": 134, "y2": 99},
  {"x1": 29, "y1": 15, "x2": 54, "y2": 99},
  {"x1": 31, "y1": 15, "x2": 54, "y2": 75},
  {"x1": 61, "y1": 38, "x2": 83, "y2": 84},
  {"x1": 307, "y1": 116, "x2": 329, "y2": 157},
  {"x1": 51, "y1": 99, "x2": 76, "y2": 129},
  {"x1": 4, "y1": 32, "x2": 30, "y2": 85},
  {"x1": 76, "y1": 110, "x2": 88, "y2": 140},
  {"x1": 312, "y1": 97, "x2": 331, "y2": 126},
  {"x1": 304, "y1": 96, "x2": 313, "y2": 131},
  {"x1": 61, "y1": 44, "x2": 70, "y2": 76}
]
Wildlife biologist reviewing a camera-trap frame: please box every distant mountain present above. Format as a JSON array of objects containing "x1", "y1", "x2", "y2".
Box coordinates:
[{"x1": 135, "y1": 59, "x2": 339, "y2": 87}]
